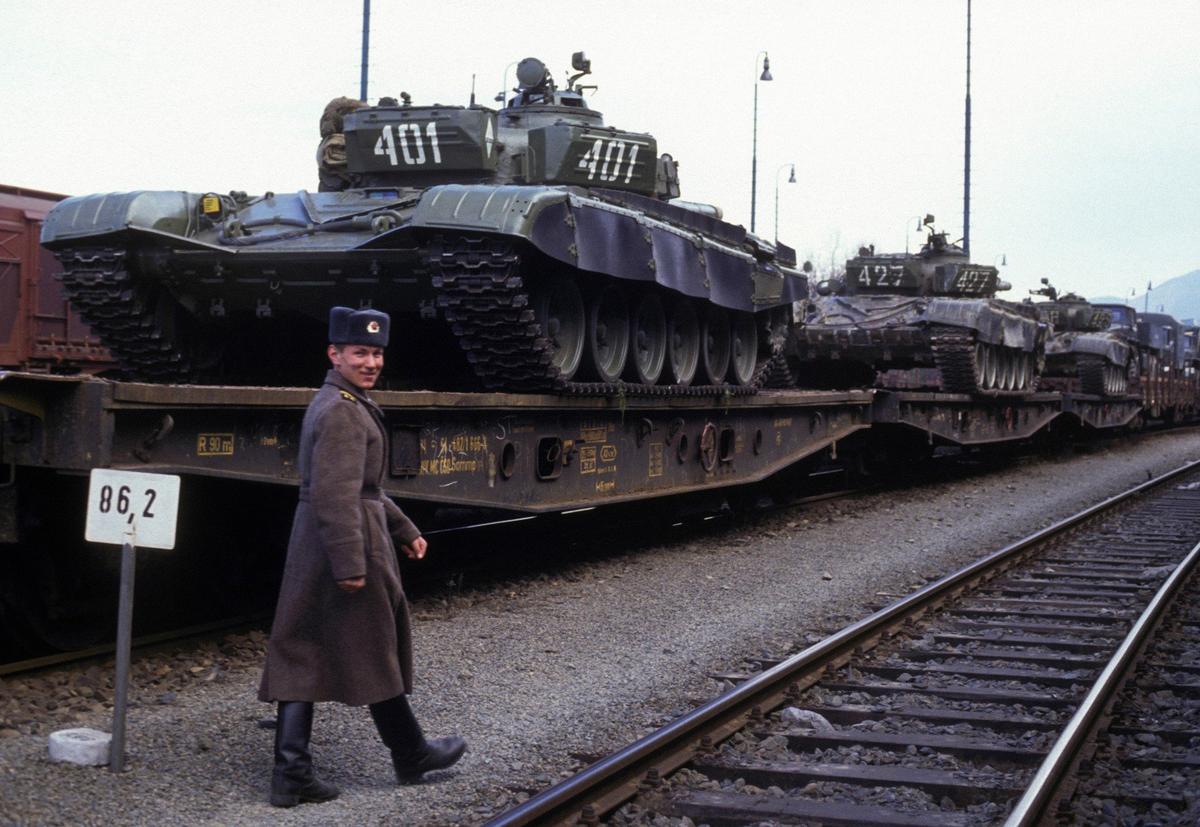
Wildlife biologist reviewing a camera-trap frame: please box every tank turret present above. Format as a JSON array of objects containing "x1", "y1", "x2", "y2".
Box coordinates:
[
  {"x1": 42, "y1": 54, "x2": 800, "y2": 392},
  {"x1": 839, "y1": 225, "x2": 1006, "y2": 300}
]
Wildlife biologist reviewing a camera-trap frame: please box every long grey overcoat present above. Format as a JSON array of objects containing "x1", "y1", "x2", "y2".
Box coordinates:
[{"x1": 259, "y1": 369, "x2": 420, "y2": 706}]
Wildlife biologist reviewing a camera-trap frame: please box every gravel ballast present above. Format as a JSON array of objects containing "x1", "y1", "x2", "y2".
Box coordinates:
[{"x1": 2, "y1": 430, "x2": 1198, "y2": 825}]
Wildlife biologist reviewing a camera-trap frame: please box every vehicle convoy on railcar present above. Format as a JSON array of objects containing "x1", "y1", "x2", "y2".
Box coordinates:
[
  {"x1": 1027, "y1": 279, "x2": 1132, "y2": 397},
  {"x1": 789, "y1": 216, "x2": 1045, "y2": 395},
  {"x1": 38, "y1": 54, "x2": 804, "y2": 393},
  {"x1": 1132, "y1": 310, "x2": 1200, "y2": 421}
]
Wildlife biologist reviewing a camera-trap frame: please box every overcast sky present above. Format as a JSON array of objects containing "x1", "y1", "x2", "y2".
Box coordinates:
[{"x1": 3, "y1": 1, "x2": 1196, "y2": 299}]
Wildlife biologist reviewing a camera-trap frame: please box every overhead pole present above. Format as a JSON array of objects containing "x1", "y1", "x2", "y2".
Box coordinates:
[
  {"x1": 360, "y1": 0, "x2": 371, "y2": 102},
  {"x1": 963, "y1": 0, "x2": 972, "y2": 256}
]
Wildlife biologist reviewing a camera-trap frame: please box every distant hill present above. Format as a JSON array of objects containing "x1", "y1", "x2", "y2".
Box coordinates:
[{"x1": 1092, "y1": 268, "x2": 1200, "y2": 324}]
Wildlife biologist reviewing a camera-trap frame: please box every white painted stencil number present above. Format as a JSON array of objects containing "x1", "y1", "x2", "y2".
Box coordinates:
[
  {"x1": 578, "y1": 139, "x2": 641, "y2": 183},
  {"x1": 856, "y1": 264, "x2": 906, "y2": 287},
  {"x1": 374, "y1": 123, "x2": 443, "y2": 166},
  {"x1": 952, "y1": 267, "x2": 991, "y2": 293}
]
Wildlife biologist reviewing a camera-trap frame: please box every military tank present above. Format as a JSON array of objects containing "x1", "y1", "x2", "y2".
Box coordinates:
[
  {"x1": 788, "y1": 218, "x2": 1045, "y2": 394},
  {"x1": 40, "y1": 54, "x2": 805, "y2": 393},
  {"x1": 1029, "y1": 280, "x2": 1132, "y2": 396}
]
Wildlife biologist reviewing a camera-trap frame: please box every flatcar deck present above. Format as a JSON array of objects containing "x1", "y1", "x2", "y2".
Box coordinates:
[{"x1": 0, "y1": 371, "x2": 1152, "y2": 517}]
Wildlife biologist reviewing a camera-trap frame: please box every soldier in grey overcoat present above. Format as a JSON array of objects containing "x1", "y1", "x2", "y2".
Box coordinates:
[{"x1": 259, "y1": 306, "x2": 466, "y2": 808}]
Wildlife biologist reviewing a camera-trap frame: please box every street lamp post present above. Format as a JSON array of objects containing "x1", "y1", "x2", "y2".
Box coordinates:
[
  {"x1": 751, "y1": 52, "x2": 772, "y2": 234},
  {"x1": 494, "y1": 61, "x2": 519, "y2": 107},
  {"x1": 774, "y1": 163, "x2": 796, "y2": 245},
  {"x1": 904, "y1": 215, "x2": 924, "y2": 254}
]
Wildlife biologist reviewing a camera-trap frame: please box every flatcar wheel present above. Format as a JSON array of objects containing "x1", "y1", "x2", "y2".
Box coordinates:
[
  {"x1": 665, "y1": 295, "x2": 699, "y2": 386},
  {"x1": 973, "y1": 342, "x2": 988, "y2": 390},
  {"x1": 626, "y1": 291, "x2": 667, "y2": 385},
  {"x1": 586, "y1": 284, "x2": 630, "y2": 383},
  {"x1": 729, "y1": 312, "x2": 759, "y2": 386},
  {"x1": 699, "y1": 306, "x2": 732, "y2": 385},
  {"x1": 533, "y1": 279, "x2": 586, "y2": 381}
]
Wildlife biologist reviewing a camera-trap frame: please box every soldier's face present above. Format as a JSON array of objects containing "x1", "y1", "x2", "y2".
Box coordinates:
[{"x1": 328, "y1": 344, "x2": 384, "y2": 389}]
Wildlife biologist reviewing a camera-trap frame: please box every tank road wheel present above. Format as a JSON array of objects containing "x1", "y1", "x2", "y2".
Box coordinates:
[
  {"x1": 700, "y1": 306, "x2": 732, "y2": 385},
  {"x1": 627, "y1": 290, "x2": 667, "y2": 385},
  {"x1": 665, "y1": 296, "x2": 700, "y2": 387},
  {"x1": 533, "y1": 279, "x2": 586, "y2": 381},
  {"x1": 984, "y1": 344, "x2": 1000, "y2": 390},
  {"x1": 995, "y1": 348, "x2": 1009, "y2": 390},
  {"x1": 973, "y1": 342, "x2": 990, "y2": 390},
  {"x1": 729, "y1": 312, "x2": 759, "y2": 386},
  {"x1": 1000, "y1": 348, "x2": 1017, "y2": 391},
  {"x1": 585, "y1": 284, "x2": 631, "y2": 383},
  {"x1": 1019, "y1": 352, "x2": 1033, "y2": 391}
]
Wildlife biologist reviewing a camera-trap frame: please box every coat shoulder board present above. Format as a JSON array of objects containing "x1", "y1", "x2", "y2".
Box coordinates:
[{"x1": 339, "y1": 390, "x2": 357, "y2": 402}]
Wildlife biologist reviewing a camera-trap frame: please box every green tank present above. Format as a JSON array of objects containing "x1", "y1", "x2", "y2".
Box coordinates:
[
  {"x1": 1031, "y1": 280, "x2": 1132, "y2": 396},
  {"x1": 789, "y1": 219, "x2": 1046, "y2": 395},
  {"x1": 41, "y1": 54, "x2": 805, "y2": 392}
]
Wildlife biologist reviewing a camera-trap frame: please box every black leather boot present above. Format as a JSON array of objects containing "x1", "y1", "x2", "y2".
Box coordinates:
[
  {"x1": 270, "y1": 701, "x2": 340, "y2": 807},
  {"x1": 369, "y1": 694, "x2": 467, "y2": 783}
]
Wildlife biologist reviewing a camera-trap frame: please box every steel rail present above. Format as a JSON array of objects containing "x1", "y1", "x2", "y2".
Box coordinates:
[
  {"x1": 0, "y1": 613, "x2": 268, "y2": 678},
  {"x1": 1005, "y1": 537, "x2": 1200, "y2": 826},
  {"x1": 485, "y1": 456, "x2": 1200, "y2": 826}
]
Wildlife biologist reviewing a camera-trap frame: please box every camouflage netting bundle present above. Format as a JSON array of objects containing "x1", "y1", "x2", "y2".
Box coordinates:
[
  {"x1": 318, "y1": 134, "x2": 348, "y2": 168},
  {"x1": 319, "y1": 96, "x2": 367, "y2": 139}
]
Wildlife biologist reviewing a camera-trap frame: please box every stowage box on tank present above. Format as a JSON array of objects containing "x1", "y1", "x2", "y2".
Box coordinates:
[{"x1": 41, "y1": 54, "x2": 805, "y2": 393}]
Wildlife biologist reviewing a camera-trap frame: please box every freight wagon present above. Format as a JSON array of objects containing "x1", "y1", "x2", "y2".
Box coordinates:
[{"x1": 0, "y1": 185, "x2": 114, "y2": 374}]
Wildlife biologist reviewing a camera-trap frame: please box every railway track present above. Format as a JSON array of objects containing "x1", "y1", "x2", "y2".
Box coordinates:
[{"x1": 487, "y1": 459, "x2": 1200, "y2": 826}]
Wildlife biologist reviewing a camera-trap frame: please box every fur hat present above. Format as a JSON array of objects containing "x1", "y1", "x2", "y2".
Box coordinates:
[{"x1": 329, "y1": 306, "x2": 389, "y2": 347}]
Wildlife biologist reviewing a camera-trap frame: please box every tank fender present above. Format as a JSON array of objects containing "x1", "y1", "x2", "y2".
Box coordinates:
[
  {"x1": 398, "y1": 183, "x2": 802, "y2": 313},
  {"x1": 541, "y1": 194, "x2": 805, "y2": 313},
  {"x1": 1048, "y1": 333, "x2": 1131, "y2": 364},
  {"x1": 924, "y1": 298, "x2": 1043, "y2": 349},
  {"x1": 406, "y1": 183, "x2": 563, "y2": 234},
  {"x1": 41, "y1": 191, "x2": 200, "y2": 249}
]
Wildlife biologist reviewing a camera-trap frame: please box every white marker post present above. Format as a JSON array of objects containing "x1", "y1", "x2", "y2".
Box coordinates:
[{"x1": 83, "y1": 469, "x2": 180, "y2": 773}]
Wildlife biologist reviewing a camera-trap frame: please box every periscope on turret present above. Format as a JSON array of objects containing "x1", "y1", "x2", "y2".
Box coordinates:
[{"x1": 40, "y1": 54, "x2": 805, "y2": 394}]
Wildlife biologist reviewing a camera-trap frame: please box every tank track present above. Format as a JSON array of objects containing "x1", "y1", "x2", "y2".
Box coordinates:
[
  {"x1": 430, "y1": 236, "x2": 765, "y2": 397},
  {"x1": 55, "y1": 248, "x2": 191, "y2": 380},
  {"x1": 929, "y1": 326, "x2": 1038, "y2": 395},
  {"x1": 56, "y1": 240, "x2": 771, "y2": 396}
]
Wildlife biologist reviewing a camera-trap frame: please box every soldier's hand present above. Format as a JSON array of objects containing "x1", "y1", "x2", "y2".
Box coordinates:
[
  {"x1": 337, "y1": 576, "x2": 366, "y2": 593},
  {"x1": 402, "y1": 536, "x2": 428, "y2": 560}
]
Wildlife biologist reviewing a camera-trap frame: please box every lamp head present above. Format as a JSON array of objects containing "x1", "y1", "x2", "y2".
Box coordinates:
[
  {"x1": 760, "y1": 54, "x2": 773, "y2": 82},
  {"x1": 787, "y1": 164, "x2": 796, "y2": 183}
]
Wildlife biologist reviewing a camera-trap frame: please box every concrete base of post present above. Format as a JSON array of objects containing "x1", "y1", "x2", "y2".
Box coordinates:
[{"x1": 48, "y1": 728, "x2": 111, "y2": 766}]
